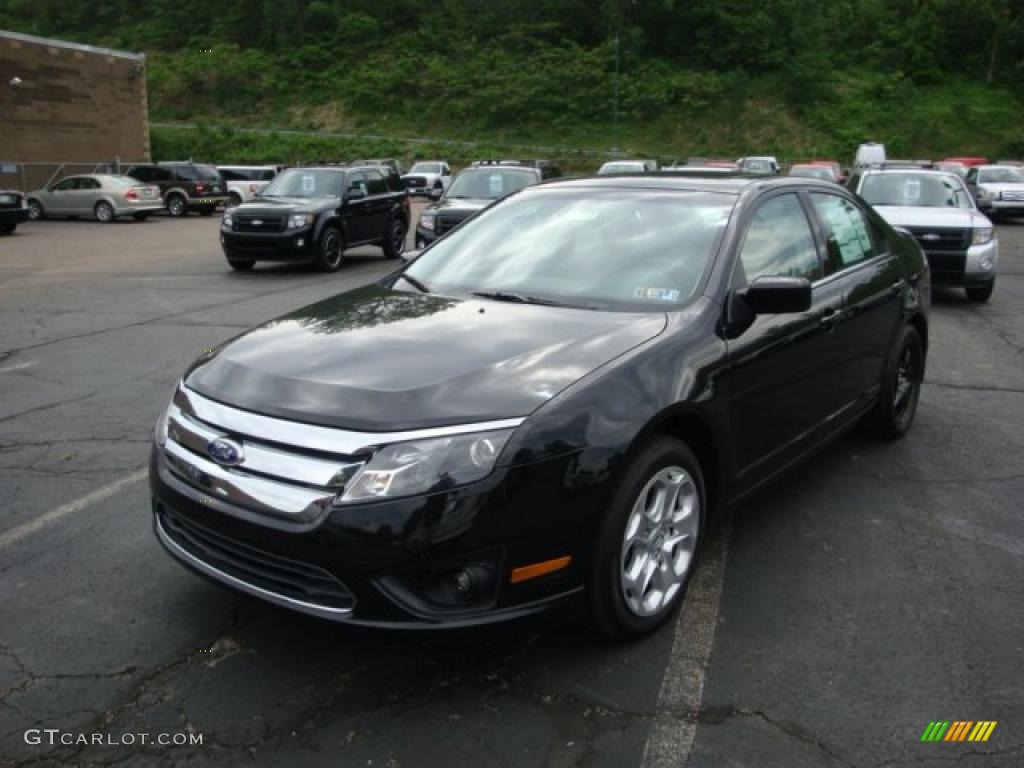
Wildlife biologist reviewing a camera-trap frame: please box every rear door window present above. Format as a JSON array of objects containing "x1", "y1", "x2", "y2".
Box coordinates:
[{"x1": 808, "y1": 193, "x2": 877, "y2": 274}]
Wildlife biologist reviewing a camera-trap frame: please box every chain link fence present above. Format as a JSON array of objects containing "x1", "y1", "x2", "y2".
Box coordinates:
[{"x1": 0, "y1": 161, "x2": 149, "y2": 194}]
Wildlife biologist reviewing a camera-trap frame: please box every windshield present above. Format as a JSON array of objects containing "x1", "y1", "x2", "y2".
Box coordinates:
[
  {"x1": 410, "y1": 163, "x2": 442, "y2": 174},
  {"x1": 172, "y1": 164, "x2": 220, "y2": 181},
  {"x1": 742, "y1": 160, "x2": 773, "y2": 174},
  {"x1": 789, "y1": 166, "x2": 835, "y2": 180},
  {"x1": 403, "y1": 189, "x2": 732, "y2": 311},
  {"x1": 446, "y1": 168, "x2": 537, "y2": 199},
  {"x1": 979, "y1": 167, "x2": 1024, "y2": 184},
  {"x1": 600, "y1": 162, "x2": 645, "y2": 174},
  {"x1": 860, "y1": 173, "x2": 971, "y2": 208},
  {"x1": 260, "y1": 169, "x2": 344, "y2": 198}
]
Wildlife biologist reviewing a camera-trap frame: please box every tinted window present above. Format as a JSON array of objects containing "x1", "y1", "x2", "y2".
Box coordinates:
[
  {"x1": 347, "y1": 171, "x2": 369, "y2": 196},
  {"x1": 859, "y1": 173, "x2": 971, "y2": 209},
  {"x1": 365, "y1": 170, "x2": 387, "y2": 195},
  {"x1": 736, "y1": 194, "x2": 820, "y2": 285},
  {"x1": 81, "y1": 178, "x2": 101, "y2": 190},
  {"x1": 171, "y1": 164, "x2": 220, "y2": 181},
  {"x1": 128, "y1": 167, "x2": 151, "y2": 182},
  {"x1": 384, "y1": 169, "x2": 403, "y2": 192},
  {"x1": 446, "y1": 169, "x2": 538, "y2": 199},
  {"x1": 789, "y1": 166, "x2": 835, "y2": 181},
  {"x1": 809, "y1": 193, "x2": 876, "y2": 273},
  {"x1": 52, "y1": 178, "x2": 77, "y2": 191},
  {"x1": 260, "y1": 169, "x2": 344, "y2": 198},
  {"x1": 404, "y1": 189, "x2": 732, "y2": 311}
]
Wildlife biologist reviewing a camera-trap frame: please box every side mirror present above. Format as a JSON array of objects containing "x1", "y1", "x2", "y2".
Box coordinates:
[
  {"x1": 724, "y1": 276, "x2": 812, "y2": 338},
  {"x1": 429, "y1": 187, "x2": 443, "y2": 200},
  {"x1": 742, "y1": 276, "x2": 812, "y2": 314}
]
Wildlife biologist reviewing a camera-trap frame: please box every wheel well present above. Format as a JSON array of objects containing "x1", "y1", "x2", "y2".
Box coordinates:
[{"x1": 647, "y1": 413, "x2": 720, "y2": 517}]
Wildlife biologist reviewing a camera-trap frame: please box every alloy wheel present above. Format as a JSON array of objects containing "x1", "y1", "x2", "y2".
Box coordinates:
[
  {"x1": 620, "y1": 465, "x2": 700, "y2": 617},
  {"x1": 893, "y1": 345, "x2": 919, "y2": 423}
]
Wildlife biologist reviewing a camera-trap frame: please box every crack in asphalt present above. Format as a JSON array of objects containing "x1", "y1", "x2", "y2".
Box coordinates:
[
  {"x1": 0, "y1": 390, "x2": 100, "y2": 424},
  {"x1": 924, "y1": 380, "x2": 1024, "y2": 395},
  {"x1": 873, "y1": 743, "x2": 1024, "y2": 767}
]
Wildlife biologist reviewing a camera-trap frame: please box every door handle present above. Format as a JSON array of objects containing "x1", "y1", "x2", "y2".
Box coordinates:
[{"x1": 818, "y1": 307, "x2": 845, "y2": 328}]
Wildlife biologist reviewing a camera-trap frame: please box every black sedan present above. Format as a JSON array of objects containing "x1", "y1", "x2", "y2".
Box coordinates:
[
  {"x1": 0, "y1": 189, "x2": 30, "y2": 234},
  {"x1": 150, "y1": 175, "x2": 930, "y2": 637}
]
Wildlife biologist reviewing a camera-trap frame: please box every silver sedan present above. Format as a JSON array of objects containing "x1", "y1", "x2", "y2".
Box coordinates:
[{"x1": 26, "y1": 175, "x2": 165, "y2": 222}]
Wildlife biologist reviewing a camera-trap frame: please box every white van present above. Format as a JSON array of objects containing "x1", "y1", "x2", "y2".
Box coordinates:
[{"x1": 854, "y1": 143, "x2": 886, "y2": 169}]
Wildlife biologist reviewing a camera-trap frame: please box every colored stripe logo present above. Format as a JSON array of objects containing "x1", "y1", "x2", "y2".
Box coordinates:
[{"x1": 921, "y1": 721, "x2": 997, "y2": 742}]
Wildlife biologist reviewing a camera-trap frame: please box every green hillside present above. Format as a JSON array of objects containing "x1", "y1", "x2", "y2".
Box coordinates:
[{"x1": 3, "y1": 0, "x2": 1023, "y2": 167}]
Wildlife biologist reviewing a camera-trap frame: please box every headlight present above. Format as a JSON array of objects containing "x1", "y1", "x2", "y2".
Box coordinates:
[
  {"x1": 288, "y1": 213, "x2": 312, "y2": 228},
  {"x1": 419, "y1": 213, "x2": 435, "y2": 232},
  {"x1": 337, "y1": 428, "x2": 515, "y2": 503},
  {"x1": 155, "y1": 401, "x2": 171, "y2": 446},
  {"x1": 972, "y1": 227, "x2": 994, "y2": 246},
  {"x1": 222, "y1": 212, "x2": 233, "y2": 228}
]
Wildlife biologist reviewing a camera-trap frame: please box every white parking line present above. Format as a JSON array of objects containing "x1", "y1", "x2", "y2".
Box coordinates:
[
  {"x1": 0, "y1": 468, "x2": 148, "y2": 550},
  {"x1": 641, "y1": 515, "x2": 732, "y2": 768}
]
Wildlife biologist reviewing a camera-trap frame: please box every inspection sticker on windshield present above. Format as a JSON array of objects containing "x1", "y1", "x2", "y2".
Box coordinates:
[
  {"x1": 301, "y1": 174, "x2": 316, "y2": 193},
  {"x1": 634, "y1": 287, "x2": 680, "y2": 302}
]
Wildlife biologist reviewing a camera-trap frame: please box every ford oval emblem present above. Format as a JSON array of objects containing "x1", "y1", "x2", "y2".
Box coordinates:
[
  {"x1": 921, "y1": 233, "x2": 941, "y2": 241},
  {"x1": 252, "y1": 219, "x2": 263, "y2": 226},
  {"x1": 207, "y1": 438, "x2": 244, "y2": 467}
]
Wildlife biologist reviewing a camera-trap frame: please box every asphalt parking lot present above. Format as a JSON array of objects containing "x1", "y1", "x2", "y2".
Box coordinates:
[{"x1": 1, "y1": 211, "x2": 1022, "y2": 768}]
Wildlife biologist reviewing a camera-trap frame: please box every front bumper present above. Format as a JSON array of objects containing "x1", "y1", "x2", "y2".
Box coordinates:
[
  {"x1": 979, "y1": 198, "x2": 1024, "y2": 215},
  {"x1": 0, "y1": 208, "x2": 30, "y2": 225},
  {"x1": 150, "y1": 444, "x2": 590, "y2": 628},
  {"x1": 188, "y1": 196, "x2": 230, "y2": 209},
  {"x1": 113, "y1": 203, "x2": 165, "y2": 217},
  {"x1": 415, "y1": 225, "x2": 440, "y2": 249},
  {"x1": 924, "y1": 239, "x2": 998, "y2": 285},
  {"x1": 221, "y1": 227, "x2": 317, "y2": 261}
]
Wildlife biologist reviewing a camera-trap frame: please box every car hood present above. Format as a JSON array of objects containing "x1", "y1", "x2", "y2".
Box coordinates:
[
  {"x1": 977, "y1": 182, "x2": 1024, "y2": 194},
  {"x1": 873, "y1": 206, "x2": 990, "y2": 229},
  {"x1": 233, "y1": 196, "x2": 336, "y2": 214},
  {"x1": 185, "y1": 285, "x2": 667, "y2": 431},
  {"x1": 425, "y1": 197, "x2": 493, "y2": 215}
]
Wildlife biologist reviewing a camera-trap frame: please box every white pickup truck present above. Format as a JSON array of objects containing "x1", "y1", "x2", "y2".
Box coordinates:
[{"x1": 218, "y1": 166, "x2": 282, "y2": 207}]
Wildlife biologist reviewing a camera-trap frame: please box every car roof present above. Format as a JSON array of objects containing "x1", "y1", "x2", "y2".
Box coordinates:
[
  {"x1": 217, "y1": 164, "x2": 278, "y2": 169},
  {"x1": 977, "y1": 164, "x2": 1021, "y2": 170},
  {"x1": 535, "y1": 174, "x2": 838, "y2": 196},
  {"x1": 861, "y1": 168, "x2": 958, "y2": 176}
]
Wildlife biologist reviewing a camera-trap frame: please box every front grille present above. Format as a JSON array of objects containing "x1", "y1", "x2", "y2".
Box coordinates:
[
  {"x1": 160, "y1": 507, "x2": 356, "y2": 611},
  {"x1": 404, "y1": 176, "x2": 427, "y2": 189},
  {"x1": 1001, "y1": 191, "x2": 1024, "y2": 202},
  {"x1": 925, "y1": 251, "x2": 968, "y2": 281},
  {"x1": 0, "y1": 193, "x2": 21, "y2": 209},
  {"x1": 235, "y1": 214, "x2": 286, "y2": 233},
  {"x1": 904, "y1": 226, "x2": 970, "y2": 253},
  {"x1": 436, "y1": 212, "x2": 471, "y2": 235}
]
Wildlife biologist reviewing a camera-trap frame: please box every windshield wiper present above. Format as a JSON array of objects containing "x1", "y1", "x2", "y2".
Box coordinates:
[
  {"x1": 396, "y1": 273, "x2": 431, "y2": 293},
  {"x1": 471, "y1": 290, "x2": 572, "y2": 307}
]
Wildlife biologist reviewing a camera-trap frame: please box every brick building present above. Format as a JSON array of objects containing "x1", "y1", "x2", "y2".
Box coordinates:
[{"x1": 0, "y1": 29, "x2": 150, "y2": 190}]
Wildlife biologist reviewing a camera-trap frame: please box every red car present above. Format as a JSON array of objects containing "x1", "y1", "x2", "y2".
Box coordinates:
[
  {"x1": 943, "y1": 156, "x2": 988, "y2": 167},
  {"x1": 810, "y1": 160, "x2": 845, "y2": 183}
]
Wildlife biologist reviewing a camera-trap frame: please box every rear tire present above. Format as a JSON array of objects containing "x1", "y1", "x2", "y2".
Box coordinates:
[
  {"x1": 132, "y1": 213, "x2": 149, "y2": 222},
  {"x1": 27, "y1": 200, "x2": 43, "y2": 221},
  {"x1": 314, "y1": 226, "x2": 344, "y2": 272},
  {"x1": 199, "y1": 206, "x2": 216, "y2": 217},
  {"x1": 862, "y1": 325, "x2": 924, "y2": 440},
  {"x1": 966, "y1": 282, "x2": 994, "y2": 303},
  {"x1": 382, "y1": 216, "x2": 407, "y2": 259},
  {"x1": 588, "y1": 436, "x2": 705, "y2": 639},
  {"x1": 166, "y1": 194, "x2": 187, "y2": 217},
  {"x1": 94, "y1": 201, "x2": 115, "y2": 223}
]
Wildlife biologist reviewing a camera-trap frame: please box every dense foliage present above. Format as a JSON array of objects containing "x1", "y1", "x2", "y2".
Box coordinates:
[{"x1": 3, "y1": 0, "x2": 1023, "y2": 161}]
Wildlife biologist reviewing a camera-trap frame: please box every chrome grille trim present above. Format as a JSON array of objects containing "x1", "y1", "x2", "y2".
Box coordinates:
[{"x1": 174, "y1": 386, "x2": 525, "y2": 455}]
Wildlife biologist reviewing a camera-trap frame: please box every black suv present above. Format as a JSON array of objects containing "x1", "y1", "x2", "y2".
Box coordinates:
[
  {"x1": 126, "y1": 162, "x2": 228, "y2": 217},
  {"x1": 220, "y1": 163, "x2": 410, "y2": 271},
  {"x1": 0, "y1": 189, "x2": 29, "y2": 234},
  {"x1": 415, "y1": 162, "x2": 544, "y2": 248}
]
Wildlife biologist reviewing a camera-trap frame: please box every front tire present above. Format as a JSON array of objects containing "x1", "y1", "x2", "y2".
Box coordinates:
[
  {"x1": 27, "y1": 200, "x2": 43, "y2": 221},
  {"x1": 966, "y1": 282, "x2": 994, "y2": 303},
  {"x1": 94, "y1": 201, "x2": 115, "y2": 223},
  {"x1": 0, "y1": 223, "x2": 15, "y2": 235},
  {"x1": 382, "y1": 216, "x2": 407, "y2": 259},
  {"x1": 199, "y1": 206, "x2": 216, "y2": 217},
  {"x1": 588, "y1": 436, "x2": 704, "y2": 639},
  {"x1": 227, "y1": 193, "x2": 242, "y2": 208},
  {"x1": 227, "y1": 258, "x2": 255, "y2": 271},
  {"x1": 132, "y1": 213, "x2": 149, "y2": 222},
  {"x1": 862, "y1": 325, "x2": 924, "y2": 439},
  {"x1": 314, "y1": 226, "x2": 344, "y2": 272}
]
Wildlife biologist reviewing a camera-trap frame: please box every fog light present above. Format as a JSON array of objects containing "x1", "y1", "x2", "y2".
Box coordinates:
[
  {"x1": 980, "y1": 256, "x2": 994, "y2": 271},
  {"x1": 296, "y1": 238, "x2": 305, "y2": 247}
]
